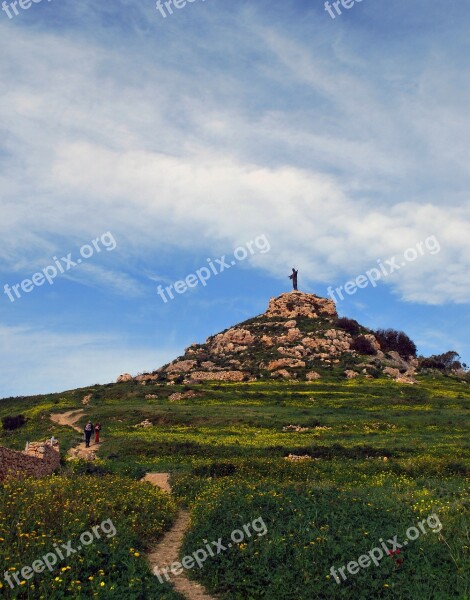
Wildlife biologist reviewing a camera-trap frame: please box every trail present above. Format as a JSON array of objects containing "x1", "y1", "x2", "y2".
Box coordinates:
[
  {"x1": 50, "y1": 409, "x2": 101, "y2": 460},
  {"x1": 51, "y1": 412, "x2": 215, "y2": 598},
  {"x1": 145, "y1": 473, "x2": 216, "y2": 600}
]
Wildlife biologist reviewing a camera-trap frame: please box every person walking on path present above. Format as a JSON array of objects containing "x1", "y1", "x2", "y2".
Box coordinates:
[
  {"x1": 289, "y1": 268, "x2": 299, "y2": 291},
  {"x1": 84, "y1": 420, "x2": 94, "y2": 448},
  {"x1": 94, "y1": 422, "x2": 102, "y2": 444}
]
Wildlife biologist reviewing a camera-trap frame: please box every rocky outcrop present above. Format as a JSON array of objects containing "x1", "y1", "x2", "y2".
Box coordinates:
[
  {"x1": 267, "y1": 358, "x2": 306, "y2": 371},
  {"x1": 166, "y1": 360, "x2": 197, "y2": 373},
  {"x1": 117, "y1": 373, "x2": 133, "y2": 383},
  {"x1": 266, "y1": 292, "x2": 337, "y2": 319},
  {"x1": 306, "y1": 371, "x2": 321, "y2": 381},
  {"x1": 210, "y1": 328, "x2": 255, "y2": 355}
]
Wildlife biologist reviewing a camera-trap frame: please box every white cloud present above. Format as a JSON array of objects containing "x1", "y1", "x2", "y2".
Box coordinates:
[{"x1": 0, "y1": 9, "x2": 469, "y2": 307}]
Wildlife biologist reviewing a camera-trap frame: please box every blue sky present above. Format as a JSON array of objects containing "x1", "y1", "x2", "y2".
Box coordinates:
[{"x1": 0, "y1": 0, "x2": 469, "y2": 397}]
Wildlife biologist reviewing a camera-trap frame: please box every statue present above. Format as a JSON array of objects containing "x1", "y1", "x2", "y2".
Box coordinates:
[{"x1": 289, "y1": 268, "x2": 298, "y2": 291}]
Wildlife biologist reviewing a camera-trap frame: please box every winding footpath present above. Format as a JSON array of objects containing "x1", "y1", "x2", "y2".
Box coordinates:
[
  {"x1": 50, "y1": 409, "x2": 99, "y2": 460},
  {"x1": 50, "y1": 411, "x2": 216, "y2": 600}
]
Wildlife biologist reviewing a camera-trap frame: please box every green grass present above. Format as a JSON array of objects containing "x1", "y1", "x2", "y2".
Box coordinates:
[{"x1": 1, "y1": 373, "x2": 469, "y2": 598}]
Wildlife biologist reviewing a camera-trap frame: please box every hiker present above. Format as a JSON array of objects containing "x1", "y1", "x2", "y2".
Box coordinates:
[
  {"x1": 84, "y1": 420, "x2": 94, "y2": 448},
  {"x1": 289, "y1": 268, "x2": 298, "y2": 291},
  {"x1": 94, "y1": 422, "x2": 102, "y2": 444}
]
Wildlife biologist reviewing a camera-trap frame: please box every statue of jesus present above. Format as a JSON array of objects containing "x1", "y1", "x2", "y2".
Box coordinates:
[{"x1": 289, "y1": 268, "x2": 298, "y2": 291}]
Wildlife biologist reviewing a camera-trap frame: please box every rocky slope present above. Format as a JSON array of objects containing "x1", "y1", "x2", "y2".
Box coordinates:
[{"x1": 119, "y1": 292, "x2": 418, "y2": 385}]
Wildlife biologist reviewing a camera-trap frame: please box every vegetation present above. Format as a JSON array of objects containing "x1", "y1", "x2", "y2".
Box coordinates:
[
  {"x1": 0, "y1": 473, "x2": 180, "y2": 599},
  {"x1": 0, "y1": 373, "x2": 469, "y2": 598},
  {"x1": 350, "y1": 335, "x2": 377, "y2": 355},
  {"x1": 420, "y1": 351, "x2": 468, "y2": 374},
  {"x1": 374, "y1": 329, "x2": 417, "y2": 359},
  {"x1": 2, "y1": 414, "x2": 27, "y2": 431},
  {"x1": 336, "y1": 317, "x2": 361, "y2": 336}
]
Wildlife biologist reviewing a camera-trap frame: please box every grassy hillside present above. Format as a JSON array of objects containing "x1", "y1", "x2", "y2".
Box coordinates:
[{"x1": 0, "y1": 373, "x2": 469, "y2": 598}]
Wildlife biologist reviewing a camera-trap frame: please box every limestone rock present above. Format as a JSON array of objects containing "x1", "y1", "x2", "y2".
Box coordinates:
[
  {"x1": 117, "y1": 373, "x2": 133, "y2": 383},
  {"x1": 189, "y1": 370, "x2": 247, "y2": 382},
  {"x1": 166, "y1": 360, "x2": 197, "y2": 373},
  {"x1": 267, "y1": 358, "x2": 306, "y2": 371},
  {"x1": 266, "y1": 292, "x2": 337, "y2": 319},
  {"x1": 306, "y1": 371, "x2": 321, "y2": 381}
]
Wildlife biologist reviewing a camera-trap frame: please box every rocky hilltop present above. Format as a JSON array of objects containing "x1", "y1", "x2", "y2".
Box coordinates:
[{"x1": 120, "y1": 292, "x2": 418, "y2": 385}]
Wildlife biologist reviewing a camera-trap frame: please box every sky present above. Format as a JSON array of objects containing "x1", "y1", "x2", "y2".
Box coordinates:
[{"x1": 0, "y1": 0, "x2": 469, "y2": 397}]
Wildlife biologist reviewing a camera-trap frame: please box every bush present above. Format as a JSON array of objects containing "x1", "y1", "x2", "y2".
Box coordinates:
[
  {"x1": 374, "y1": 328, "x2": 417, "y2": 358},
  {"x1": 193, "y1": 461, "x2": 237, "y2": 478},
  {"x1": 351, "y1": 336, "x2": 376, "y2": 355},
  {"x1": 420, "y1": 351, "x2": 466, "y2": 373},
  {"x1": 2, "y1": 414, "x2": 27, "y2": 431},
  {"x1": 336, "y1": 317, "x2": 361, "y2": 336}
]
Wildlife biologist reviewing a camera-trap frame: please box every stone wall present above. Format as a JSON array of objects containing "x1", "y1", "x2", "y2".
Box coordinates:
[{"x1": 0, "y1": 440, "x2": 60, "y2": 482}]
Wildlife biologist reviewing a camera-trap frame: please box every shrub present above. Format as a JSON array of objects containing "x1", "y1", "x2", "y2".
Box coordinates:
[
  {"x1": 420, "y1": 351, "x2": 466, "y2": 373},
  {"x1": 193, "y1": 461, "x2": 237, "y2": 478},
  {"x1": 2, "y1": 414, "x2": 27, "y2": 431},
  {"x1": 336, "y1": 317, "x2": 361, "y2": 336},
  {"x1": 351, "y1": 335, "x2": 376, "y2": 355},
  {"x1": 374, "y1": 328, "x2": 417, "y2": 358}
]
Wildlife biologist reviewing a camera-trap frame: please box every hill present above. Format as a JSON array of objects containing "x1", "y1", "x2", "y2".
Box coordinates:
[
  {"x1": 127, "y1": 291, "x2": 419, "y2": 386},
  {"x1": 0, "y1": 295, "x2": 469, "y2": 599}
]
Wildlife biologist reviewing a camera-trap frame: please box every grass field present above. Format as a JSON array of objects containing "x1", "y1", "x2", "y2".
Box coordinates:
[{"x1": 0, "y1": 373, "x2": 469, "y2": 598}]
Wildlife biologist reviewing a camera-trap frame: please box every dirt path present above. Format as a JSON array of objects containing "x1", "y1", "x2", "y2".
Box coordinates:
[
  {"x1": 51, "y1": 411, "x2": 215, "y2": 598},
  {"x1": 145, "y1": 473, "x2": 216, "y2": 600},
  {"x1": 50, "y1": 409, "x2": 101, "y2": 460},
  {"x1": 50, "y1": 409, "x2": 84, "y2": 432}
]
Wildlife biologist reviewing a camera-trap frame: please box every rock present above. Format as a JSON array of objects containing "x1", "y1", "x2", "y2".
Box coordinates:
[
  {"x1": 306, "y1": 371, "x2": 321, "y2": 381},
  {"x1": 363, "y1": 334, "x2": 382, "y2": 353},
  {"x1": 135, "y1": 419, "x2": 153, "y2": 428},
  {"x1": 345, "y1": 370, "x2": 359, "y2": 379},
  {"x1": 168, "y1": 390, "x2": 200, "y2": 401},
  {"x1": 261, "y1": 335, "x2": 275, "y2": 347},
  {"x1": 166, "y1": 360, "x2": 197, "y2": 373},
  {"x1": 266, "y1": 292, "x2": 337, "y2": 319},
  {"x1": 283, "y1": 424, "x2": 309, "y2": 432},
  {"x1": 284, "y1": 320, "x2": 297, "y2": 328},
  {"x1": 277, "y1": 345, "x2": 306, "y2": 358},
  {"x1": 210, "y1": 328, "x2": 255, "y2": 355},
  {"x1": 285, "y1": 454, "x2": 312, "y2": 461},
  {"x1": 271, "y1": 369, "x2": 294, "y2": 379},
  {"x1": 267, "y1": 358, "x2": 306, "y2": 371},
  {"x1": 117, "y1": 373, "x2": 133, "y2": 383},
  {"x1": 383, "y1": 367, "x2": 400, "y2": 378},
  {"x1": 201, "y1": 361, "x2": 219, "y2": 371},
  {"x1": 190, "y1": 371, "x2": 247, "y2": 382},
  {"x1": 395, "y1": 376, "x2": 417, "y2": 385}
]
